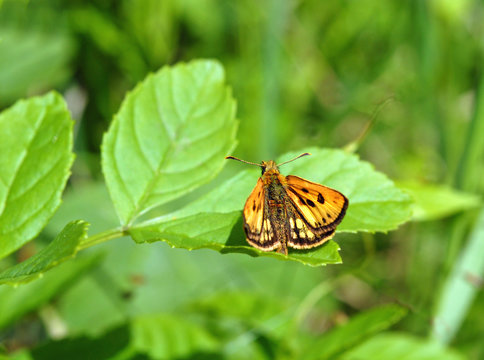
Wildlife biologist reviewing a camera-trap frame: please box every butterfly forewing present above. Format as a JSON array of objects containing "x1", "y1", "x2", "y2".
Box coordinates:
[
  {"x1": 243, "y1": 178, "x2": 280, "y2": 251},
  {"x1": 285, "y1": 175, "x2": 348, "y2": 231}
]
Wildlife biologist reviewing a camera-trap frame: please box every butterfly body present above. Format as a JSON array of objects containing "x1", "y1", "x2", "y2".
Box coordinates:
[{"x1": 229, "y1": 156, "x2": 348, "y2": 256}]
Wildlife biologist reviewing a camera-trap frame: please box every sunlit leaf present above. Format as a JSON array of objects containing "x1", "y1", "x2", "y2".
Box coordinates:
[
  {"x1": 129, "y1": 212, "x2": 342, "y2": 266},
  {"x1": 0, "y1": 92, "x2": 74, "y2": 259},
  {"x1": 131, "y1": 314, "x2": 220, "y2": 359},
  {"x1": 342, "y1": 332, "x2": 466, "y2": 360},
  {"x1": 102, "y1": 59, "x2": 237, "y2": 226},
  {"x1": 0, "y1": 30, "x2": 74, "y2": 105},
  {"x1": 0, "y1": 254, "x2": 102, "y2": 330},
  {"x1": 301, "y1": 304, "x2": 407, "y2": 360},
  {"x1": 0, "y1": 221, "x2": 88, "y2": 285},
  {"x1": 432, "y1": 207, "x2": 484, "y2": 344},
  {"x1": 173, "y1": 148, "x2": 413, "y2": 233},
  {"x1": 130, "y1": 148, "x2": 410, "y2": 266},
  {"x1": 398, "y1": 182, "x2": 481, "y2": 221}
]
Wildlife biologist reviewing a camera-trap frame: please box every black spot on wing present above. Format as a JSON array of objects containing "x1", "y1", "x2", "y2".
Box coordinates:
[
  {"x1": 317, "y1": 193, "x2": 325, "y2": 204},
  {"x1": 306, "y1": 199, "x2": 315, "y2": 207},
  {"x1": 288, "y1": 188, "x2": 307, "y2": 205},
  {"x1": 302, "y1": 188, "x2": 309, "y2": 193}
]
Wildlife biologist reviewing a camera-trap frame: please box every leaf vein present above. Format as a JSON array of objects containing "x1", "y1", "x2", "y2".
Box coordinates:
[{"x1": 0, "y1": 106, "x2": 47, "y2": 219}]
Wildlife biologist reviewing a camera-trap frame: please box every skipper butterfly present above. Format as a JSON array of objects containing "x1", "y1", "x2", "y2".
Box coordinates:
[{"x1": 226, "y1": 153, "x2": 348, "y2": 255}]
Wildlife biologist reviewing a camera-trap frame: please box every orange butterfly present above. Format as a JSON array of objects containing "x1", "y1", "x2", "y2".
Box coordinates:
[{"x1": 226, "y1": 153, "x2": 348, "y2": 255}]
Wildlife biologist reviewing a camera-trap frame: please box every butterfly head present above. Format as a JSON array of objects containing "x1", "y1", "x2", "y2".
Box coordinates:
[{"x1": 260, "y1": 160, "x2": 278, "y2": 175}]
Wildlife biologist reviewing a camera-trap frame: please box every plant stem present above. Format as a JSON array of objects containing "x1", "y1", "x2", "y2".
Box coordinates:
[{"x1": 77, "y1": 227, "x2": 126, "y2": 251}]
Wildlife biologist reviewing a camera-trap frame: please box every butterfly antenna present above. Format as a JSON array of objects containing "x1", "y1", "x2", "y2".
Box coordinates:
[
  {"x1": 277, "y1": 152, "x2": 311, "y2": 167},
  {"x1": 225, "y1": 156, "x2": 262, "y2": 167}
]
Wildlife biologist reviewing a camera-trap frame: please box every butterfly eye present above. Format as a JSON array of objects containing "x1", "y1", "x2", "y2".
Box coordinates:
[{"x1": 260, "y1": 165, "x2": 266, "y2": 175}]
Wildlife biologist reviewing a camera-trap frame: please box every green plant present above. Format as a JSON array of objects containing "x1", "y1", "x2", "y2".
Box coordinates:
[{"x1": 0, "y1": 54, "x2": 478, "y2": 359}]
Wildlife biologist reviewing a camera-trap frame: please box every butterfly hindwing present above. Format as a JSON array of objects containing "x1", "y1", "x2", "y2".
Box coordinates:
[
  {"x1": 243, "y1": 178, "x2": 280, "y2": 251},
  {"x1": 284, "y1": 199, "x2": 336, "y2": 249},
  {"x1": 285, "y1": 175, "x2": 348, "y2": 233}
]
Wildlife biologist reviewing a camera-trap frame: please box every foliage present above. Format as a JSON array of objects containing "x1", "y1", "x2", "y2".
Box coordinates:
[{"x1": 1, "y1": 0, "x2": 483, "y2": 359}]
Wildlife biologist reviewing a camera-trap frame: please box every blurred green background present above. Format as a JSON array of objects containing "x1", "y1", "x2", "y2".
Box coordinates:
[{"x1": 1, "y1": 0, "x2": 483, "y2": 359}]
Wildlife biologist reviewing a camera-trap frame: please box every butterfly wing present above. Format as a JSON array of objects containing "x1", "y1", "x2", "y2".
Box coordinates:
[
  {"x1": 243, "y1": 178, "x2": 280, "y2": 251},
  {"x1": 284, "y1": 175, "x2": 348, "y2": 249}
]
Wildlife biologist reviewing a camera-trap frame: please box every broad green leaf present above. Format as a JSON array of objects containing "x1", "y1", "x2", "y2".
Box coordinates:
[
  {"x1": 0, "y1": 253, "x2": 101, "y2": 330},
  {"x1": 188, "y1": 291, "x2": 286, "y2": 325},
  {"x1": 0, "y1": 92, "x2": 74, "y2": 259},
  {"x1": 432, "y1": 207, "x2": 484, "y2": 344},
  {"x1": 129, "y1": 211, "x2": 240, "y2": 248},
  {"x1": 29, "y1": 325, "x2": 130, "y2": 360},
  {"x1": 130, "y1": 314, "x2": 220, "y2": 359},
  {"x1": 0, "y1": 221, "x2": 88, "y2": 285},
  {"x1": 278, "y1": 149, "x2": 413, "y2": 232},
  {"x1": 129, "y1": 212, "x2": 342, "y2": 266},
  {"x1": 172, "y1": 148, "x2": 413, "y2": 233},
  {"x1": 301, "y1": 304, "x2": 407, "y2": 360},
  {"x1": 102, "y1": 59, "x2": 237, "y2": 226},
  {"x1": 17, "y1": 314, "x2": 220, "y2": 360},
  {"x1": 398, "y1": 182, "x2": 481, "y2": 221},
  {"x1": 0, "y1": 29, "x2": 74, "y2": 105},
  {"x1": 129, "y1": 147, "x2": 409, "y2": 266},
  {"x1": 341, "y1": 332, "x2": 466, "y2": 360}
]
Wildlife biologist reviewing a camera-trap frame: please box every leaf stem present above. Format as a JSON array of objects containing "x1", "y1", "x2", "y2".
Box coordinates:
[
  {"x1": 77, "y1": 227, "x2": 126, "y2": 251},
  {"x1": 343, "y1": 96, "x2": 394, "y2": 153}
]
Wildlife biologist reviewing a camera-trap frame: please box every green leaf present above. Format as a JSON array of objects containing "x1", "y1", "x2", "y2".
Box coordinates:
[
  {"x1": 188, "y1": 291, "x2": 286, "y2": 325},
  {"x1": 431, "y1": 207, "x2": 484, "y2": 344},
  {"x1": 129, "y1": 212, "x2": 342, "y2": 266},
  {"x1": 129, "y1": 211, "x2": 241, "y2": 248},
  {"x1": 0, "y1": 221, "x2": 88, "y2": 285},
  {"x1": 277, "y1": 149, "x2": 412, "y2": 233},
  {"x1": 0, "y1": 29, "x2": 74, "y2": 105},
  {"x1": 130, "y1": 314, "x2": 220, "y2": 359},
  {"x1": 301, "y1": 304, "x2": 407, "y2": 360},
  {"x1": 341, "y1": 332, "x2": 466, "y2": 360},
  {"x1": 102, "y1": 59, "x2": 237, "y2": 226},
  {"x1": 174, "y1": 148, "x2": 412, "y2": 233},
  {"x1": 0, "y1": 92, "x2": 74, "y2": 259},
  {"x1": 129, "y1": 147, "x2": 409, "y2": 266},
  {"x1": 398, "y1": 182, "x2": 481, "y2": 221},
  {"x1": 28, "y1": 325, "x2": 130, "y2": 360},
  {"x1": 19, "y1": 313, "x2": 220, "y2": 360},
  {"x1": 0, "y1": 253, "x2": 101, "y2": 330}
]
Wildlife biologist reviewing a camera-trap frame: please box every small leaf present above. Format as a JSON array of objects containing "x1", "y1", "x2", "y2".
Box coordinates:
[
  {"x1": 431, "y1": 207, "x2": 484, "y2": 344},
  {"x1": 20, "y1": 314, "x2": 220, "y2": 360},
  {"x1": 29, "y1": 325, "x2": 130, "y2": 360},
  {"x1": 174, "y1": 148, "x2": 413, "y2": 233},
  {"x1": 131, "y1": 314, "x2": 220, "y2": 359},
  {"x1": 0, "y1": 253, "x2": 102, "y2": 330},
  {"x1": 0, "y1": 221, "x2": 88, "y2": 285},
  {"x1": 277, "y1": 148, "x2": 412, "y2": 233},
  {"x1": 102, "y1": 59, "x2": 237, "y2": 226},
  {"x1": 129, "y1": 147, "x2": 409, "y2": 266},
  {"x1": 129, "y1": 212, "x2": 341, "y2": 266},
  {"x1": 129, "y1": 211, "x2": 241, "y2": 249},
  {"x1": 341, "y1": 332, "x2": 466, "y2": 360},
  {"x1": 398, "y1": 181, "x2": 481, "y2": 221},
  {"x1": 0, "y1": 29, "x2": 74, "y2": 105},
  {"x1": 0, "y1": 92, "x2": 74, "y2": 259},
  {"x1": 301, "y1": 304, "x2": 407, "y2": 360},
  {"x1": 188, "y1": 291, "x2": 286, "y2": 324}
]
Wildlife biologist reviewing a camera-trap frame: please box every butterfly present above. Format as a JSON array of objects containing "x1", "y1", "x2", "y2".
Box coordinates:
[{"x1": 226, "y1": 153, "x2": 348, "y2": 255}]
